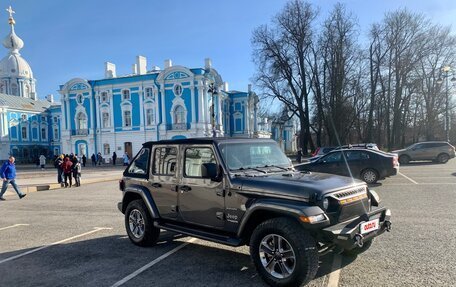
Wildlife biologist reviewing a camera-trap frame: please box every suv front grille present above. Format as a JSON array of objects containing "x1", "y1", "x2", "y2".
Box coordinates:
[{"x1": 332, "y1": 186, "x2": 366, "y2": 200}]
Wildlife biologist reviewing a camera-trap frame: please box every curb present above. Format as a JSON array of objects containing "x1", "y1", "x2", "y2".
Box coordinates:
[{"x1": 18, "y1": 176, "x2": 121, "y2": 194}]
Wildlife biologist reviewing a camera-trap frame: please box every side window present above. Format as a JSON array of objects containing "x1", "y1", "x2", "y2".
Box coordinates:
[
  {"x1": 360, "y1": 152, "x2": 370, "y2": 160},
  {"x1": 128, "y1": 148, "x2": 150, "y2": 175},
  {"x1": 345, "y1": 151, "x2": 361, "y2": 161},
  {"x1": 322, "y1": 152, "x2": 341, "y2": 163},
  {"x1": 184, "y1": 147, "x2": 216, "y2": 178},
  {"x1": 153, "y1": 147, "x2": 178, "y2": 176}
]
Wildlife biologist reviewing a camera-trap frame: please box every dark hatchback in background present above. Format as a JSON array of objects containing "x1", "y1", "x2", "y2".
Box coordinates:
[{"x1": 295, "y1": 148, "x2": 399, "y2": 184}]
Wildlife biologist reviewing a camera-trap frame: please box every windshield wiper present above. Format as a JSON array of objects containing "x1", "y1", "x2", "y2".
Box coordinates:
[
  {"x1": 258, "y1": 164, "x2": 291, "y2": 171},
  {"x1": 230, "y1": 167, "x2": 268, "y2": 174}
]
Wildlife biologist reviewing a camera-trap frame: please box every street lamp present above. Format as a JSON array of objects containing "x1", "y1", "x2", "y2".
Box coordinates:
[
  {"x1": 436, "y1": 66, "x2": 456, "y2": 142},
  {"x1": 208, "y1": 83, "x2": 218, "y2": 137}
]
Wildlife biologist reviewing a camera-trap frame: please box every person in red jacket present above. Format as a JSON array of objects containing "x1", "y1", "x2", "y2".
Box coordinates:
[{"x1": 62, "y1": 157, "x2": 73, "y2": 188}]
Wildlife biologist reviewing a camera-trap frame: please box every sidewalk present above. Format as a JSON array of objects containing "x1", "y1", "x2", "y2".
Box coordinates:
[{"x1": 2, "y1": 164, "x2": 125, "y2": 196}]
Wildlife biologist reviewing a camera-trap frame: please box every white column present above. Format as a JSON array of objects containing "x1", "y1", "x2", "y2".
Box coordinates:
[
  {"x1": 0, "y1": 109, "x2": 4, "y2": 137},
  {"x1": 190, "y1": 84, "x2": 196, "y2": 125},
  {"x1": 244, "y1": 100, "x2": 250, "y2": 135},
  {"x1": 65, "y1": 95, "x2": 71, "y2": 131},
  {"x1": 89, "y1": 92, "x2": 95, "y2": 134},
  {"x1": 139, "y1": 87, "x2": 144, "y2": 130},
  {"x1": 110, "y1": 90, "x2": 115, "y2": 130},
  {"x1": 197, "y1": 83, "x2": 204, "y2": 126},
  {"x1": 160, "y1": 85, "x2": 167, "y2": 129}
]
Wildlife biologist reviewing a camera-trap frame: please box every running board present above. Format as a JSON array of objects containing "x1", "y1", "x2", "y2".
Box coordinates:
[{"x1": 154, "y1": 222, "x2": 242, "y2": 247}]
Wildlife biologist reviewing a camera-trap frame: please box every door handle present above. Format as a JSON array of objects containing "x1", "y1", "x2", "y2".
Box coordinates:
[
  {"x1": 151, "y1": 183, "x2": 162, "y2": 188},
  {"x1": 179, "y1": 186, "x2": 191, "y2": 192}
]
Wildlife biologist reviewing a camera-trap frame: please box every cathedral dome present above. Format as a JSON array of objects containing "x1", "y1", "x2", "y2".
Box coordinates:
[{"x1": 0, "y1": 53, "x2": 33, "y2": 78}]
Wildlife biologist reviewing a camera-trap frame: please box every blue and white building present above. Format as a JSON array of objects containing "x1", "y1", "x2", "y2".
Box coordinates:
[
  {"x1": 0, "y1": 6, "x2": 298, "y2": 162},
  {"x1": 0, "y1": 7, "x2": 61, "y2": 162},
  {"x1": 59, "y1": 57, "x2": 265, "y2": 159}
]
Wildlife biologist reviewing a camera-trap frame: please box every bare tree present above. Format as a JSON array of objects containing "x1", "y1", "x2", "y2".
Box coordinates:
[{"x1": 252, "y1": 0, "x2": 317, "y2": 154}]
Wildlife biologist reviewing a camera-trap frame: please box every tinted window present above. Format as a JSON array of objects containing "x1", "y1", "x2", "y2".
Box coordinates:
[
  {"x1": 184, "y1": 147, "x2": 216, "y2": 177},
  {"x1": 153, "y1": 147, "x2": 177, "y2": 176},
  {"x1": 322, "y1": 152, "x2": 342, "y2": 163},
  {"x1": 344, "y1": 151, "x2": 371, "y2": 160},
  {"x1": 128, "y1": 148, "x2": 150, "y2": 175}
]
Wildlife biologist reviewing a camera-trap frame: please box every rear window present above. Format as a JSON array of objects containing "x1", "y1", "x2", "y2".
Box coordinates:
[{"x1": 152, "y1": 146, "x2": 178, "y2": 176}]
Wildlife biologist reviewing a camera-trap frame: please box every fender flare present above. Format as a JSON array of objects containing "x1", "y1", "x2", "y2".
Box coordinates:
[
  {"x1": 236, "y1": 200, "x2": 326, "y2": 238},
  {"x1": 122, "y1": 186, "x2": 160, "y2": 219}
]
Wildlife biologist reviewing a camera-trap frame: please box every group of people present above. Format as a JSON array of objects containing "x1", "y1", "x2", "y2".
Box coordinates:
[{"x1": 54, "y1": 154, "x2": 82, "y2": 188}]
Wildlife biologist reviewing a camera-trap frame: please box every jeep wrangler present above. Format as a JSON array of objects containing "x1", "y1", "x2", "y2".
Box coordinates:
[{"x1": 118, "y1": 138, "x2": 392, "y2": 287}]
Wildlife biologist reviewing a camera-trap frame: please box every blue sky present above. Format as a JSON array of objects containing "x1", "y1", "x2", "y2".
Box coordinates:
[{"x1": 4, "y1": 0, "x2": 456, "y2": 101}]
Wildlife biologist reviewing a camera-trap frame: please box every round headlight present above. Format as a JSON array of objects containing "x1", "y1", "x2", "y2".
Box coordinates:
[{"x1": 322, "y1": 198, "x2": 329, "y2": 210}]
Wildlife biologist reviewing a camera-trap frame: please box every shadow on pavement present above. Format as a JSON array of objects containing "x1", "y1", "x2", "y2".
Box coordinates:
[{"x1": 0, "y1": 230, "x2": 359, "y2": 287}]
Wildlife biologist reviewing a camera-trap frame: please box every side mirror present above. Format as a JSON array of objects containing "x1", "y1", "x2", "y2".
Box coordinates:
[{"x1": 201, "y1": 163, "x2": 223, "y2": 182}]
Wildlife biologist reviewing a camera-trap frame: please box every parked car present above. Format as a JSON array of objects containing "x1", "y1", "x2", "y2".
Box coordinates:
[
  {"x1": 393, "y1": 141, "x2": 455, "y2": 164},
  {"x1": 118, "y1": 138, "x2": 392, "y2": 287},
  {"x1": 295, "y1": 148, "x2": 399, "y2": 184},
  {"x1": 310, "y1": 143, "x2": 380, "y2": 162}
]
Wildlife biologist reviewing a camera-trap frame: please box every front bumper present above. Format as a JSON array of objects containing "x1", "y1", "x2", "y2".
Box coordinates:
[{"x1": 321, "y1": 207, "x2": 391, "y2": 250}]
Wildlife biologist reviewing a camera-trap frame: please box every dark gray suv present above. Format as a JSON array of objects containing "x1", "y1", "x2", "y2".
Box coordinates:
[
  {"x1": 118, "y1": 138, "x2": 392, "y2": 287},
  {"x1": 393, "y1": 141, "x2": 455, "y2": 164}
]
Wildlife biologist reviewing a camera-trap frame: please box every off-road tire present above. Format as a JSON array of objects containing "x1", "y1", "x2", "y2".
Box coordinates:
[
  {"x1": 342, "y1": 239, "x2": 373, "y2": 257},
  {"x1": 250, "y1": 217, "x2": 319, "y2": 287},
  {"x1": 399, "y1": 155, "x2": 410, "y2": 164},
  {"x1": 437, "y1": 153, "x2": 450, "y2": 164},
  {"x1": 361, "y1": 168, "x2": 379, "y2": 184},
  {"x1": 125, "y1": 199, "x2": 160, "y2": 247}
]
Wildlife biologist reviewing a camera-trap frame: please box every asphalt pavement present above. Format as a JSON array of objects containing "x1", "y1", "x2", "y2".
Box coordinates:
[{"x1": 0, "y1": 160, "x2": 455, "y2": 286}]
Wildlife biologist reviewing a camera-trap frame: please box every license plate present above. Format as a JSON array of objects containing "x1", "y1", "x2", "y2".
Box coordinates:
[{"x1": 360, "y1": 219, "x2": 379, "y2": 235}]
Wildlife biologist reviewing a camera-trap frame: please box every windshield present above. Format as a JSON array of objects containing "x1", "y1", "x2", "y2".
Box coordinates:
[{"x1": 219, "y1": 142, "x2": 291, "y2": 170}]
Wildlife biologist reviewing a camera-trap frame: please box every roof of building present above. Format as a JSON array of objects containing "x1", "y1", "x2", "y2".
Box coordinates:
[{"x1": 0, "y1": 93, "x2": 58, "y2": 112}]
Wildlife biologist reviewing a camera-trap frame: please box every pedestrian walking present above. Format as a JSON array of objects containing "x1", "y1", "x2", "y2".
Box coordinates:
[
  {"x1": 123, "y1": 152, "x2": 130, "y2": 166},
  {"x1": 112, "y1": 151, "x2": 117, "y2": 166},
  {"x1": 82, "y1": 154, "x2": 87, "y2": 167},
  {"x1": 91, "y1": 153, "x2": 96, "y2": 166},
  {"x1": 39, "y1": 154, "x2": 46, "y2": 170},
  {"x1": 62, "y1": 157, "x2": 73, "y2": 187},
  {"x1": 54, "y1": 154, "x2": 64, "y2": 187},
  {"x1": 97, "y1": 152, "x2": 103, "y2": 166},
  {"x1": 0, "y1": 156, "x2": 26, "y2": 200},
  {"x1": 72, "y1": 159, "x2": 82, "y2": 187},
  {"x1": 296, "y1": 149, "x2": 302, "y2": 163}
]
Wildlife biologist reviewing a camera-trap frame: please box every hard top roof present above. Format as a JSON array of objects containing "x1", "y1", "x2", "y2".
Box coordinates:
[{"x1": 142, "y1": 137, "x2": 276, "y2": 147}]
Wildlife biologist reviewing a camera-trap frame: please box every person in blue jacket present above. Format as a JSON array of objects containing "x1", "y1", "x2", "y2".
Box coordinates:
[{"x1": 0, "y1": 156, "x2": 26, "y2": 200}]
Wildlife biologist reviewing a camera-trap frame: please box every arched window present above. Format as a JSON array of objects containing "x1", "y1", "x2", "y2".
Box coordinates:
[
  {"x1": 76, "y1": 94, "x2": 84, "y2": 105},
  {"x1": 53, "y1": 126, "x2": 59, "y2": 140},
  {"x1": 123, "y1": 110, "x2": 132, "y2": 127},
  {"x1": 174, "y1": 105, "x2": 185, "y2": 124},
  {"x1": 102, "y1": 112, "x2": 110, "y2": 128},
  {"x1": 103, "y1": 143, "x2": 110, "y2": 155},
  {"x1": 77, "y1": 112, "x2": 87, "y2": 130},
  {"x1": 21, "y1": 126, "x2": 28, "y2": 140},
  {"x1": 11, "y1": 83, "x2": 18, "y2": 96},
  {"x1": 146, "y1": 108, "x2": 155, "y2": 126},
  {"x1": 24, "y1": 84, "x2": 30, "y2": 98},
  {"x1": 41, "y1": 127, "x2": 47, "y2": 140}
]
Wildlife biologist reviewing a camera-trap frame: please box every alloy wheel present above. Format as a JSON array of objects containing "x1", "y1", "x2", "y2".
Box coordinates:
[
  {"x1": 363, "y1": 170, "x2": 377, "y2": 183},
  {"x1": 259, "y1": 234, "x2": 296, "y2": 279},
  {"x1": 129, "y1": 209, "x2": 145, "y2": 239}
]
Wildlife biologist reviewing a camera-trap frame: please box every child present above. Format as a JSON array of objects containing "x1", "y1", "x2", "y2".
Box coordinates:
[{"x1": 73, "y1": 159, "x2": 82, "y2": 187}]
